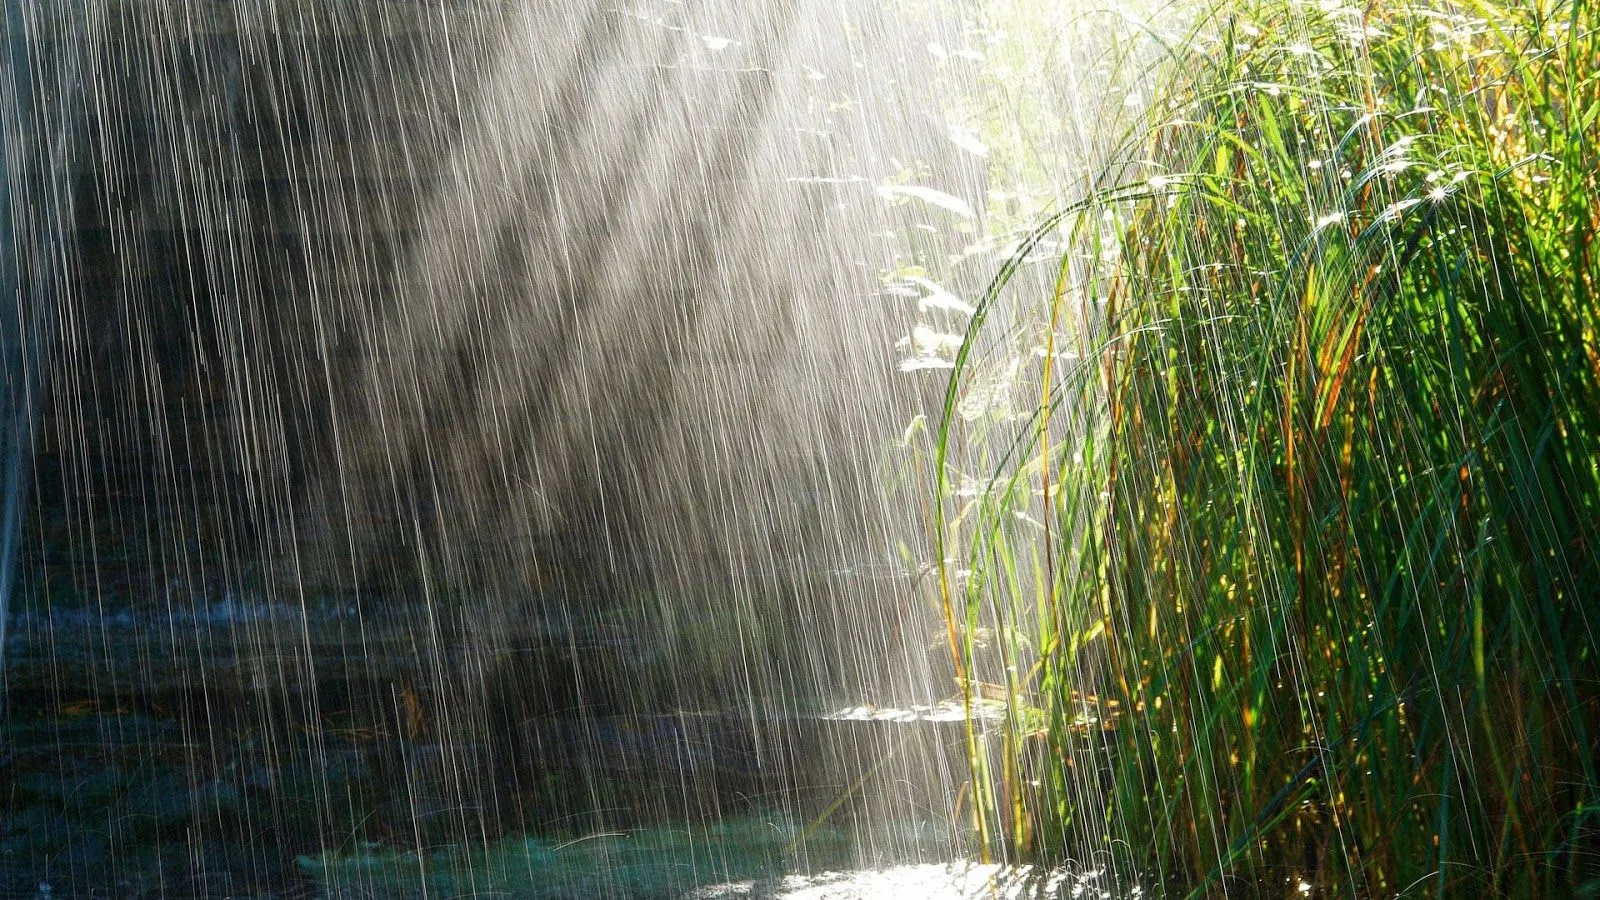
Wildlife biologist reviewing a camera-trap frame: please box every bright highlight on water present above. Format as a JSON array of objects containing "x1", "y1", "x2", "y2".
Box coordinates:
[{"x1": 2, "y1": 0, "x2": 1595, "y2": 897}]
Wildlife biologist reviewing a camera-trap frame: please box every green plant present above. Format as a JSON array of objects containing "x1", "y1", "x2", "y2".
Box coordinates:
[{"x1": 938, "y1": 0, "x2": 1600, "y2": 893}]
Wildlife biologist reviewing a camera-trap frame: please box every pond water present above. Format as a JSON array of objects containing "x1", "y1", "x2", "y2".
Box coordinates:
[
  {"x1": 4, "y1": 600, "x2": 1126, "y2": 898},
  {"x1": 4, "y1": 704, "x2": 1132, "y2": 899}
]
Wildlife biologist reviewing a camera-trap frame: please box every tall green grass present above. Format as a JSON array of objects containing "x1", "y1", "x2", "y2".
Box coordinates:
[{"x1": 937, "y1": 0, "x2": 1599, "y2": 893}]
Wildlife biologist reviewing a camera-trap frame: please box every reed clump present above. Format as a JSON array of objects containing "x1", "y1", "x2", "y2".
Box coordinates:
[{"x1": 938, "y1": 0, "x2": 1600, "y2": 893}]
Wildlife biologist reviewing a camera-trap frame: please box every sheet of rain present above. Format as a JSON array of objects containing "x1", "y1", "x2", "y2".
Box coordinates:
[{"x1": 2, "y1": 1, "x2": 1168, "y2": 897}]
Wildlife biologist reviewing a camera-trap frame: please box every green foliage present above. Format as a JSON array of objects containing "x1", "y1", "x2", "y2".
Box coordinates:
[{"x1": 939, "y1": 0, "x2": 1600, "y2": 893}]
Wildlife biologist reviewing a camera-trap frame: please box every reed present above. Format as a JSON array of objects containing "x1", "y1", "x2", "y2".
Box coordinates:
[{"x1": 938, "y1": 0, "x2": 1600, "y2": 892}]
